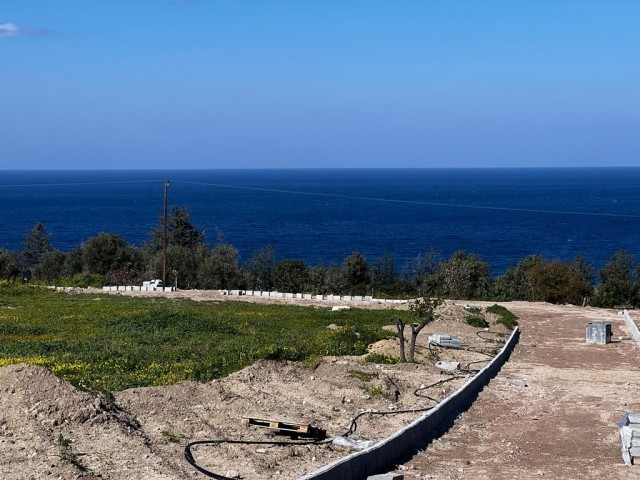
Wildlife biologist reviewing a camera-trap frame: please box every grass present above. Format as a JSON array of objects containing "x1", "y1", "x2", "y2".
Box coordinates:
[
  {"x1": 364, "y1": 352, "x2": 398, "y2": 364},
  {"x1": 56, "y1": 434, "x2": 85, "y2": 470},
  {"x1": 0, "y1": 284, "x2": 409, "y2": 393},
  {"x1": 347, "y1": 369, "x2": 378, "y2": 382}
]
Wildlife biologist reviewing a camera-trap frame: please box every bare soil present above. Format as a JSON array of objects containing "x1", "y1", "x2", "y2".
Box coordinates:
[
  {"x1": 2, "y1": 293, "x2": 636, "y2": 479},
  {"x1": 398, "y1": 302, "x2": 640, "y2": 479}
]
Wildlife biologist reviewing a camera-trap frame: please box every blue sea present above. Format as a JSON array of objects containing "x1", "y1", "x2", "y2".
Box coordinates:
[{"x1": 0, "y1": 168, "x2": 638, "y2": 275}]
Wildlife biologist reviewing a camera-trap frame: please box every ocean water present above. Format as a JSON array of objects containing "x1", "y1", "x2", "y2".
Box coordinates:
[{"x1": 0, "y1": 168, "x2": 638, "y2": 275}]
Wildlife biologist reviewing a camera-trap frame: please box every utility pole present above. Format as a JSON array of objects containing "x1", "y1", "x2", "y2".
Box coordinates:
[{"x1": 162, "y1": 180, "x2": 170, "y2": 285}]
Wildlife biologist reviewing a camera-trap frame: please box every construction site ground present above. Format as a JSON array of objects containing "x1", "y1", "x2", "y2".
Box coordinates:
[
  {"x1": 399, "y1": 302, "x2": 640, "y2": 479},
  {"x1": 1, "y1": 293, "x2": 638, "y2": 479}
]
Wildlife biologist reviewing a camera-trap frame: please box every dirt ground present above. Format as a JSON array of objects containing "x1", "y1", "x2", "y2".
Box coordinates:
[
  {"x1": 1, "y1": 293, "x2": 637, "y2": 479},
  {"x1": 398, "y1": 302, "x2": 640, "y2": 479}
]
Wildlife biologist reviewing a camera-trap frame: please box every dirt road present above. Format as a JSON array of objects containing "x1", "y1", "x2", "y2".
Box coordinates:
[{"x1": 400, "y1": 303, "x2": 640, "y2": 479}]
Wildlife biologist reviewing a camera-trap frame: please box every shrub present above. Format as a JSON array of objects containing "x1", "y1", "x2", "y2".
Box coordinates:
[
  {"x1": 486, "y1": 304, "x2": 519, "y2": 329},
  {"x1": 465, "y1": 314, "x2": 489, "y2": 328}
]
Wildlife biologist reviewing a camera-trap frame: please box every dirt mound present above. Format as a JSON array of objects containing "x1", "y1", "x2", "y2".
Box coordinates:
[{"x1": 0, "y1": 363, "x2": 186, "y2": 479}]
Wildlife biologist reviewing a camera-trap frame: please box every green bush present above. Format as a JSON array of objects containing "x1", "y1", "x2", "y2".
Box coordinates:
[
  {"x1": 465, "y1": 314, "x2": 489, "y2": 328},
  {"x1": 486, "y1": 304, "x2": 519, "y2": 329}
]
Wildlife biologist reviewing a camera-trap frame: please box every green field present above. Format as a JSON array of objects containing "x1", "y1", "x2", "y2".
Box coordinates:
[{"x1": 0, "y1": 285, "x2": 404, "y2": 394}]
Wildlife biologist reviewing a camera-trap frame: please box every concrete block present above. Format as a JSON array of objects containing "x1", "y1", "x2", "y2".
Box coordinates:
[
  {"x1": 435, "y1": 361, "x2": 460, "y2": 372},
  {"x1": 353, "y1": 296, "x2": 363, "y2": 301},
  {"x1": 364, "y1": 296, "x2": 373, "y2": 301},
  {"x1": 285, "y1": 293, "x2": 294, "y2": 298},
  {"x1": 429, "y1": 334, "x2": 461, "y2": 348},
  {"x1": 629, "y1": 414, "x2": 640, "y2": 424},
  {"x1": 102, "y1": 286, "x2": 110, "y2": 291},
  {"x1": 585, "y1": 322, "x2": 612, "y2": 344},
  {"x1": 315, "y1": 295, "x2": 324, "y2": 300}
]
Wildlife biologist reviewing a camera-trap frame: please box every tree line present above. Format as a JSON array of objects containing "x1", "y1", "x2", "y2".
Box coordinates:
[{"x1": 1, "y1": 207, "x2": 639, "y2": 308}]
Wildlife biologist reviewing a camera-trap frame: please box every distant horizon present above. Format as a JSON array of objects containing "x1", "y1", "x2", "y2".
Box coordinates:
[{"x1": 2, "y1": 165, "x2": 640, "y2": 172}]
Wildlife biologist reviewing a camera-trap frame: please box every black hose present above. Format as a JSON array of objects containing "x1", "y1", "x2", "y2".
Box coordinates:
[
  {"x1": 184, "y1": 367, "x2": 477, "y2": 476},
  {"x1": 184, "y1": 438, "x2": 331, "y2": 479}
]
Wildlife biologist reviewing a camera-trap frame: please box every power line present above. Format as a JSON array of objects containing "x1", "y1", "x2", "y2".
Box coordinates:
[
  {"x1": 0, "y1": 177, "x2": 636, "y2": 219},
  {"x1": 172, "y1": 180, "x2": 640, "y2": 219}
]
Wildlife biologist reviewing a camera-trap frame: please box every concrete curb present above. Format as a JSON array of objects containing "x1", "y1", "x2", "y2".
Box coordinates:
[
  {"x1": 622, "y1": 310, "x2": 640, "y2": 344},
  {"x1": 300, "y1": 327, "x2": 521, "y2": 480}
]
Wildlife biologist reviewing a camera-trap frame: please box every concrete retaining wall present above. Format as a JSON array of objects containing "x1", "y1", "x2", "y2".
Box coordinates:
[
  {"x1": 300, "y1": 326, "x2": 521, "y2": 480},
  {"x1": 622, "y1": 310, "x2": 640, "y2": 343}
]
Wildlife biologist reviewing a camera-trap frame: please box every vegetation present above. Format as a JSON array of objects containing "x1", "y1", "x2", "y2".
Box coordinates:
[
  {"x1": 56, "y1": 434, "x2": 85, "y2": 470},
  {"x1": 0, "y1": 284, "x2": 407, "y2": 393},
  {"x1": 364, "y1": 353, "x2": 398, "y2": 364},
  {"x1": 465, "y1": 314, "x2": 489, "y2": 328},
  {"x1": 2, "y1": 216, "x2": 639, "y2": 308},
  {"x1": 486, "y1": 304, "x2": 519, "y2": 330},
  {"x1": 395, "y1": 297, "x2": 443, "y2": 363}
]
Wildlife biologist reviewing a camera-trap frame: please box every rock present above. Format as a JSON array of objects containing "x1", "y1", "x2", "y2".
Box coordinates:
[{"x1": 511, "y1": 380, "x2": 527, "y2": 387}]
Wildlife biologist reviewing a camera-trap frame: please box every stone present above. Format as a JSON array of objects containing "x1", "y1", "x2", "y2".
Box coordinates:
[
  {"x1": 435, "y1": 361, "x2": 460, "y2": 372},
  {"x1": 511, "y1": 380, "x2": 527, "y2": 387}
]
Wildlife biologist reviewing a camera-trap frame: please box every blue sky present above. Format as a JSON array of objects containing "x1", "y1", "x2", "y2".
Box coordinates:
[{"x1": 2, "y1": 1, "x2": 639, "y2": 169}]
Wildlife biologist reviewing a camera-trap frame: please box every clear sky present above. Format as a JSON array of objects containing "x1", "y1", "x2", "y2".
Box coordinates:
[{"x1": 2, "y1": 1, "x2": 639, "y2": 169}]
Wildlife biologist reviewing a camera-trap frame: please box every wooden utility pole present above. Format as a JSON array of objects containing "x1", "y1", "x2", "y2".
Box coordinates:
[{"x1": 162, "y1": 180, "x2": 170, "y2": 285}]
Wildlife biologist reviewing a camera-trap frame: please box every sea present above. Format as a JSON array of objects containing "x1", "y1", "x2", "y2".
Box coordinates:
[{"x1": 1, "y1": 168, "x2": 638, "y2": 275}]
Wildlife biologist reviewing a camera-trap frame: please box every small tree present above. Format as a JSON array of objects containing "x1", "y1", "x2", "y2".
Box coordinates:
[
  {"x1": 394, "y1": 315, "x2": 407, "y2": 362},
  {"x1": 407, "y1": 297, "x2": 443, "y2": 362}
]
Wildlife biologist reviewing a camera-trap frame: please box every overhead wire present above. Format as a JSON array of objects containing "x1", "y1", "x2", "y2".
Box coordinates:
[
  {"x1": 0, "y1": 177, "x2": 636, "y2": 219},
  {"x1": 170, "y1": 179, "x2": 640, "y2": 219}
]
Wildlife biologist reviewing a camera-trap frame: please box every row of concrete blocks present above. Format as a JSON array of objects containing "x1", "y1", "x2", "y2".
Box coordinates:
[
  {"x1": 101, "y1": 285, "x2": 176, "y2": 292},
  {"x1": 300, "y1": 326, "x2": 521, "y2": 480},
  {"x1": 219, "y1": 290, "x2": 408, "y2": 304},
  {"x1": 620, "y1": 413, "x2": 640, "y2": 466}
]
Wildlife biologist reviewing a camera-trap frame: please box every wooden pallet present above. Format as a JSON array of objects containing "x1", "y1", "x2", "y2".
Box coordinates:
[{"x1": 242, "y1": 416, "x2": 326, "y2": 439}]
